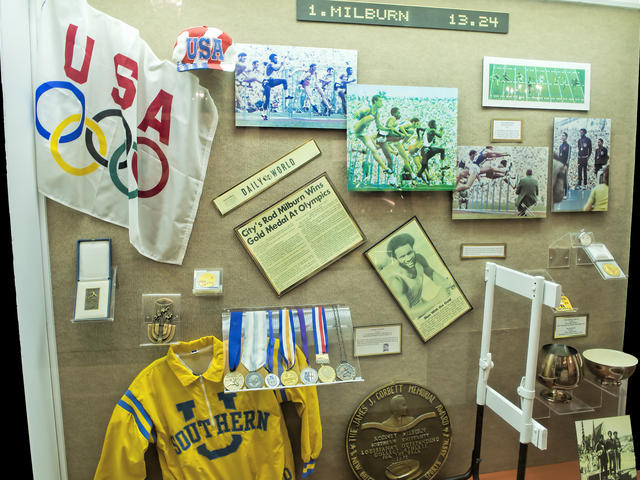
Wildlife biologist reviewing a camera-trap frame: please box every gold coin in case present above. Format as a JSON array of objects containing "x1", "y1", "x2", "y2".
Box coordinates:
[
  {"x1": 197, "y1": 272, "x2": 217, "y2": 287},
  {"x1": 602, "y1": 263, "x2": 621, "y2": 277}
]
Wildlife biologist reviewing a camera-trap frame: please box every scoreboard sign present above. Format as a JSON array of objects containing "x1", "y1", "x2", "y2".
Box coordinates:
[{"x1": 296, "y1": 0, "x2": 509, "y2": 34}]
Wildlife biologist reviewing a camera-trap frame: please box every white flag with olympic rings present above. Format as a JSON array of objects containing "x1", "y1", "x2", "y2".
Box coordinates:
[{"x1": 33, "y1": 0, "x2": 218, "y2": 264}]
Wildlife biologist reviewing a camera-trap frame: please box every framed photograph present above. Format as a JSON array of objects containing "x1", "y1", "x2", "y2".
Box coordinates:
[
  {"x1": 364, "y1": 217, "x2": 472, "y2": 342},
  {"x1": 353, "y1": 324, "x2": 402, "y2": 357},
  {"x1": 575, "y1": 416, "x2": 636, "y2": 480},
  {"x1": 482, "y1": 56, "x2": 590, "y2": 110},
  {"x1": 235, "y1": 173, "x2": 365, "y2": 296},
  {"x1": 453, "y1": 145, "x2": 549, "y2": 219},
  {"x1": 552, "y1": 117, "x2": 611, "y2": 213},
  {"x1": 553, "y1": 314, "x2": 588, "y2": 339},
  {"x1": 346, "y1": 83, "x2": 458, "y2": 191},
  {"x1": 460, "y1": 243, "x2": 506, "y2": 259},
  {"x1": 491, "y1": 119, "x2": 522, "y2": 142},
  {"x1": 234, "y1": 43, "x2": 357, "y2": 129}
]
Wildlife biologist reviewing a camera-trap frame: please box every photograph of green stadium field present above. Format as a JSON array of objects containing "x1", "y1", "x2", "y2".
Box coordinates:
[
  {"x1": 453, "y1": 145, "x2": 549, "y2": 220},
  {"x1": 482, "y1": 57, "x2": 590, "y2": 110}
]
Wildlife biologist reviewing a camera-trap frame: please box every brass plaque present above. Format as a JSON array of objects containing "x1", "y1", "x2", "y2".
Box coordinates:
[
  {"x1": 84, "y1": 288, "x2": 100, "y2": 310},
  {"x1": 346, "y1": 382, "x2": 451, "y2": 480}
]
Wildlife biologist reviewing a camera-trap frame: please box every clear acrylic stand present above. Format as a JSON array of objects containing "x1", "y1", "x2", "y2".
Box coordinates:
[{"x1": 548, "y1": 230, "x2": 626, "y2": 280}]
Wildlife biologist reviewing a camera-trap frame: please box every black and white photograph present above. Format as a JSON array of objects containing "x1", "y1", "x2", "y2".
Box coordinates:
[
  {"x1": 575, "y1": 415, "x2": 636, "y2": 480},
  {"x1": 364, "y1": 217, "x2": 472, "y2": 342}
]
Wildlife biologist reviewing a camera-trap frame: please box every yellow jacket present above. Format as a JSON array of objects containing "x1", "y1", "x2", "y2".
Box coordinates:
[{"x1": 94, "y1": 336, "x2": 322, "y2": 479}]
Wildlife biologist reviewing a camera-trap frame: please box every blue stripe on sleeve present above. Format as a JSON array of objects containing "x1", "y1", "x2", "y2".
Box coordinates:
[
  {"x1": 124, "y1": 390, "x2": 157, "y2": 443},
  {"x1": 117, "y1": 399, "x2": 153, "y2": 443}
]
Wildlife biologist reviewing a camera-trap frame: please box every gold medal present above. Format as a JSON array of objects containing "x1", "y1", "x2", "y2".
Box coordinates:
[
  {"x1": 281, "y1": 369, "x2": 299, "y2": 386},
  {"x1": 602, "y1": 263, "x2": 621, "y2": 277},
  {"x1": 223, "y1": 371, "x2": 244, "y2": 391},
  {"x1": 197, "y1": 272, "x2": 217, "y2": 288},
  {"x1": 318, "y1": 364, "x2": 336, "y2": 383}
]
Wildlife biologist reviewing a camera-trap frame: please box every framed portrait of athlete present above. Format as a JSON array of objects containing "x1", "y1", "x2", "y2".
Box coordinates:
[{"x1": 364, "y1": 217, "x2": 472, "y2": 342}]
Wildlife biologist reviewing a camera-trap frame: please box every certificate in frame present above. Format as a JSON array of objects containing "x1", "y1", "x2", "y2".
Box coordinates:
[
  {"x1": 553, "y1": 314, "x2": 588, "y2": 340},
  {"x1": 235, "y1": 173, "x2": 365, "y2": 296},
  {"x1": 364, "y1": 217, "x2": 472, "y2": 342},
  {"x1": 460, "y1": 243, "x2": 507, "y2": 259},
  {"x1": 491, "y1": 119, "x2": 522, "y2": 142},
  {"x1": 353, "y1": 324, "x2": 402, "y2": 357}
]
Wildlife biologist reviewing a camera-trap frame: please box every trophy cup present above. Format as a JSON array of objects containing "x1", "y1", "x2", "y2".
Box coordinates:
[
  {"x1": 537, "y1": 343, "x2": 583, "y2": 403},
  {"x1": 583, "y1": 348, "x2": 638, "y2": 386}
]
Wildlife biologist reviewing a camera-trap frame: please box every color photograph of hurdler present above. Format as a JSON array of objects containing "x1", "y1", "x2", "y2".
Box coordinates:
[
  {"x1": 346, "y1": 84, "x2": 458, "y2": 192},
  {"x1": 452, "y1": 145, "x2": 549, "y2": 220},
  {"x1": 234, "y1": 43, "x2": 357, "y2": 129}
]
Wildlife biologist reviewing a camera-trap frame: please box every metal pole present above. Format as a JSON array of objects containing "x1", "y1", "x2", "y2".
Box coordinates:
[{"x1": 516, "y1": 443, "x2": 529, "y2": 480}]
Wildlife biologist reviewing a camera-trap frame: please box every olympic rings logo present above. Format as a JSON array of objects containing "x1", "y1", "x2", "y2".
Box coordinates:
[{"x1": 34, "y1": 80, "x2": 169, "y2": 199}]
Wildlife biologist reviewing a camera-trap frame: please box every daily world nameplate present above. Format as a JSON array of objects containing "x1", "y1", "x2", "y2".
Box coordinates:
[
  {"x1": 213, "y1": 139, "x2": 321, "y2": 215},
  {"x1": 297, "y1": 0, "x2": 508, "y2": 34}
]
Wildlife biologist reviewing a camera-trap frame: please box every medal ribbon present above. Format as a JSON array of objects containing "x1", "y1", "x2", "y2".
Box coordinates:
[
  {"x1": 311, "y1": 306, "x2": 329, "y2": 356},
  {"x1": 278, "y1": 309, "x2": 296, "y2": 369},
  {"x1": 241, "y1": 310, "x2": 267, "y2": 372},
  {"x1": 266, "y1": 310, "x2": 276, "y2": 373},
  {"x1": 297, "y1": 308, "x2": 309, "y2": 361},
  {"x1": 228, "y1": 310, "x2": 243, "y2": 371}
]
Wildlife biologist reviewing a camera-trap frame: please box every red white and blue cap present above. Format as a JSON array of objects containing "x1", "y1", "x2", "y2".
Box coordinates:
[{"x1": 172, "y1": 26, "x2": 236, "y2": 72}]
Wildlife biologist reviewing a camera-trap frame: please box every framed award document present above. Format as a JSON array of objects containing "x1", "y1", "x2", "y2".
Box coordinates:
[
  {"x1": 235, "y1": 173, "x2": 366, "y2": 296},
  {"x1": 553, "y1": 314, "x2": 588, "y2": 339},
  {"x1": 364, "y1": 217, "x2": 472, "y2": 342},
  {"x1": 353, "y1": 324, "x2": 401, "y2": 357}
]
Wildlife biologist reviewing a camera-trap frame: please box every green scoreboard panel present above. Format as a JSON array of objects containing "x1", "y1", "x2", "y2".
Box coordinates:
[{"x1": 296, "y1": 0, "x2": 509, "y2": 34}]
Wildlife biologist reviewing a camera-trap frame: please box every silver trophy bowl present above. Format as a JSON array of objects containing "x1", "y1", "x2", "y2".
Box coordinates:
[
  {"x1": 537, "y1": 343, "x2": 583, "y2": 403},
  {"x1": 582, "y1": 348, "x2": 638, "y2": 386}
]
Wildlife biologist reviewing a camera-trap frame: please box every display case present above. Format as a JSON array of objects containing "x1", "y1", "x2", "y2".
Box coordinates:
[{"x1": 3, "y1": 1, "x2": 639, "y2": 479}]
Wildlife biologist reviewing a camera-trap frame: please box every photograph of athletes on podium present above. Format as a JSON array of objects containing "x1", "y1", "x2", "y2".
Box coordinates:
[
  {"x1": 234, "y1": 43, "x2": 356, "y2": 129},
  {"x1": 453, "y1": 145, "x2": 549, "y2": 219},
  {"x1": 552, "y1": 117, "x2": 611, "y2": 213},
  {"x1": 346, "y1": 83, "x2": 458, "y2": 192}
]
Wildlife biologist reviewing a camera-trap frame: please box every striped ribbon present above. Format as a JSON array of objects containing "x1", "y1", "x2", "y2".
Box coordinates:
[
  {"x1": 278, "y1": 308, "x2": 296, "y2": 369},
  {"x1": 240, "y1": 310, "x2": 267, "y2": 372},
  {"x1": 297, "y1": 308, "x2": 309, "y2": 361},
  {"x1": 266, "y1": 310, "x2": 276, "y2": 373},
  {"x1": 311, "y1": 306, "x2": 329, "y2": 360}
]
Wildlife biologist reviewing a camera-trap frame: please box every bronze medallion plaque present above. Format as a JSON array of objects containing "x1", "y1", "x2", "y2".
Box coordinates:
[
  {"x1": 346, "y1": 382, "x2": 451, "y2": 480},
  {"x1": 84, "y1": 288, "x2": 100, "y2": 310}
]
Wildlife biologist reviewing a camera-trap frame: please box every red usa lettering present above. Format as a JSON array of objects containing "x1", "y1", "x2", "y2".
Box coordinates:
[{"x1": 63, "y1": 23, "x2": 173, "y2": 144}]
